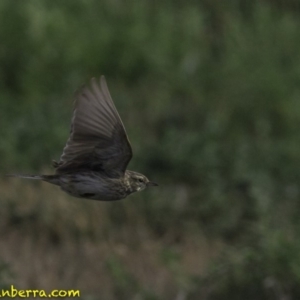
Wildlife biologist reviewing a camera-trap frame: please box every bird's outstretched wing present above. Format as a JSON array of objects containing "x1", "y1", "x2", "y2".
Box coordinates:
[{"x1": 54, "y1": 76, "x2": 132, "y2": 177}]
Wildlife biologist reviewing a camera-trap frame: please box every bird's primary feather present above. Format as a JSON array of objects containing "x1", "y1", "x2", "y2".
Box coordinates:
[{"x1": 55, "y1": 76, "x2": 132, "y2": 177}]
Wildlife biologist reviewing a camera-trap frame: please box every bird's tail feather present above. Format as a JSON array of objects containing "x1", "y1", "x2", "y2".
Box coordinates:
[
  {"x1": 6, "y1": 174, "x2": 42, "y2": 180},
  {"x1": 6, "y1": 174, "x2": 60, "y2": 185}
]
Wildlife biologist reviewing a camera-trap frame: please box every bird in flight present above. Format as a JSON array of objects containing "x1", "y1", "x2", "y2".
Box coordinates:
[{"x1": 8, "y1": 76, "x2": 157, "y2": 201}]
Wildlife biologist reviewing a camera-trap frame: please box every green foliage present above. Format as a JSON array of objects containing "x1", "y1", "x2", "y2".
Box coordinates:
[
  {"x1": 106, "y1": 255, "x2": 159, "y2": 300},
  {"x1": 2, "y1": 0, "x2": 300, "y2": 298},
  {"x1": 0, "y1": 261, "x2": 12, "y2": 290},
  {"x1": 196, "y1": 231, "x2": 300, "y2": 300}
]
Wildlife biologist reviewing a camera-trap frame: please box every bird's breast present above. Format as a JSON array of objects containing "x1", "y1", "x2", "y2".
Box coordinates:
[{"x1": 59, "y1": 172, "x2": 129, "y2": 201}]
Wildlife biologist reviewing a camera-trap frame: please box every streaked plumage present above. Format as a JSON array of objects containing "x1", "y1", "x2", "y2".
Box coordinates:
[{"x1": 8, "y1": 76, "x2": 157, "y2": 201}]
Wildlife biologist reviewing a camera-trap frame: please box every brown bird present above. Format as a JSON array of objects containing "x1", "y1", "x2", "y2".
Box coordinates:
[{"x1": 8, "y1": 76, "x2": 157, "y2": 201}]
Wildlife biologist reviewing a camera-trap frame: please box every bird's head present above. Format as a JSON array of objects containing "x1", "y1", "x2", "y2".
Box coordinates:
[{"x1": 126, "y1": 171, "x2": 158, "y2": 193}]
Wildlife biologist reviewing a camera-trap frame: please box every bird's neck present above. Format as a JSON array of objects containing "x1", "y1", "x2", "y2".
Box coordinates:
[{"x1": 124, "y1": 170, "x2": 135, "y2": 193}]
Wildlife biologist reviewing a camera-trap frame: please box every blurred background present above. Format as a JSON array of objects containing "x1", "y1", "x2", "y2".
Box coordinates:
[{"x1": 1, "y1": 0, "x2": 300, "y2": 299}]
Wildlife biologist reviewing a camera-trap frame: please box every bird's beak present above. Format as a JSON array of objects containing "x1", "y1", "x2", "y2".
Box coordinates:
[{"x1": 147, "y1": 181, "x2": 158, "y2": 187}]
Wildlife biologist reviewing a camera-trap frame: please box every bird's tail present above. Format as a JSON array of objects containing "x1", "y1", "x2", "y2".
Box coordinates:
[
  {"x1": 6, "y1": 174, "x2": 60, "y2": 186},
  {"x1": 7, "y1": 174, "x2": 42, "y2": 180}
]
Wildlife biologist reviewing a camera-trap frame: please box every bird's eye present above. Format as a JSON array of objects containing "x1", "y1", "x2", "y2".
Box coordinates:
[{"x1": 138, "y1": 178, "x2": 143, "y2": 183}]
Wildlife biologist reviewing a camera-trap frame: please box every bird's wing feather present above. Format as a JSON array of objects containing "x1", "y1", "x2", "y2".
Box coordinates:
[{"x1": 55, "y1": 76, "x2": 132, "y2": 176}]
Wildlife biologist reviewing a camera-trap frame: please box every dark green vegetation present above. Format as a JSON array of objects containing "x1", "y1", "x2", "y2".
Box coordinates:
[{"x1": 1, "y1": 0, "x2": 300, "y2": 299}]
